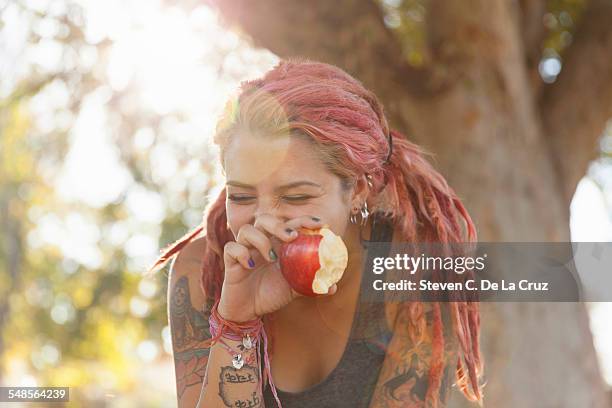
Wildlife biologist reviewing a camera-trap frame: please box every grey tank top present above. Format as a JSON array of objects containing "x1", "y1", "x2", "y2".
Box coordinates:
[{"x1": 263, "y1": 214, "x2": 394, "y2": 408}]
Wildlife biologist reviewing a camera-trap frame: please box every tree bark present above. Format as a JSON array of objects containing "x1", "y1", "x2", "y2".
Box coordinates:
[
  {"x1": 517, "y1": 0, "x2": 549, "y2": 97},
  {"x1": 209, "y1": 0, "x2": 612, "y2": 406},
  {"x1": 541, "y1": 0, "x2": 612, "y2": 205}
]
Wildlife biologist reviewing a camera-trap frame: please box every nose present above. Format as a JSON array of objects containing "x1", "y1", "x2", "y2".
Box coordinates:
[{"x1": 253, "y1": 198, "x2": 288, "y2": 223}]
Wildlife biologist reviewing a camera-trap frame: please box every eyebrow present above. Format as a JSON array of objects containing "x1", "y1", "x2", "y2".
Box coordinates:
[{"x1": 226, "y1": 180, "x2": 323, "y2": 192}]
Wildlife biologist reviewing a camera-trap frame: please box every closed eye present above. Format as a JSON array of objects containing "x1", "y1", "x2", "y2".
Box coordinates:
[
  {"x1": 227, "y1": 195, "x2": 255, "y2": 202},
  {"x1": 283, "y1": 195, "x2": 312, "y2": 201},
  {"x1": 227, "y1": 195, "x2": 313, "y2": 203}
]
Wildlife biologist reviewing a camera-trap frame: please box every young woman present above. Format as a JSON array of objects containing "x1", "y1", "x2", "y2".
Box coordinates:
[{"x1": 149, "y1": 58, "x2": 484, "y2": 408}]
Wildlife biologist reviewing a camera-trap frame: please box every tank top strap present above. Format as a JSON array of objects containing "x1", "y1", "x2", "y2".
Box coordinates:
[{"x1": 351, "y1": 212, "x2": 395, "y2": 343}]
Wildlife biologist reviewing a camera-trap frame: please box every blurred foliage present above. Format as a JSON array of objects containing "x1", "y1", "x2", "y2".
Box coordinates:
[
  {"x1": 545, "y1": 0, "x2": 588, "y2": 56},
  {"x1": 0, "y1": 0, "x2": 276, "y2": 405},
  {"x1": 377, "y1": 0, "x2": 429, "y2": 66},
  {"x1": 377, "y1": 0, "x2": 588, "y2": 70}
]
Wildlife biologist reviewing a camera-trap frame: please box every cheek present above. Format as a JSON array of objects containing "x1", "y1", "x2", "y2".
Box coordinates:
[
  {"x1": 313, "y1": 199, "x2": 351, "y2": 236},
  {"x1": 226, "y1": 203, "x2": 252, "y2": 238},
  {"x1": 327, "y1": 207, "x2": 351, "y2": 236}
]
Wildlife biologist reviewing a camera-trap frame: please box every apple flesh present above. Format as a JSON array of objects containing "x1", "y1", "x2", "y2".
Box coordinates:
[{"x1": 279, "y1": 227, "x2": 348, "y2": 296}]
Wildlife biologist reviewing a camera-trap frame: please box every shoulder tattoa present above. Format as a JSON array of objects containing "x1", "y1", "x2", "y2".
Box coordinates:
[{"x1": 369, "y1": 302, "x2": 456, "y2": 407}]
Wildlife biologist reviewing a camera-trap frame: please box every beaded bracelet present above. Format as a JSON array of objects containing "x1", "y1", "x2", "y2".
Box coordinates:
[{"x1": 207, "y1": 299, "x2": 282, "y2": 408}]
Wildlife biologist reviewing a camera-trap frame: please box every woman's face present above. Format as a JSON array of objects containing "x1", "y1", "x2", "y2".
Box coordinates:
[{"x1": 223, "y1": 133, "x2": 365, "y2": 247}]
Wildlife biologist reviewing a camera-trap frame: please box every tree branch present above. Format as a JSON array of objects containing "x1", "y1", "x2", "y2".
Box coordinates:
[
  {"x1": 207, "y1": 0, "x2": 442, "y2": 122},
  {"x1": 425, "y1": 1, "x2": 509, "y2": 76},
  {"x1": 541, "y1": 0, "x2": 612, "y2": 203},
  {"x1": 424, "y1": 0, "x2": 534, "y2": 98}
]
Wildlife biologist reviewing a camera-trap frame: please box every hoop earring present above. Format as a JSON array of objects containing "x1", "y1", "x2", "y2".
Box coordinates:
[
  {"x1": 350, "y1": 211, "x2": 358, "y2": 224},
  {"x1": 360, "y1": 201, "x2": 369, "y2": 226},
  {"x1": 349, "y1": 202, "x2": 370, "y2": 226}
]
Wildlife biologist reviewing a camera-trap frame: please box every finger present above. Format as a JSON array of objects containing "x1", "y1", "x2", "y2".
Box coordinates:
[
  {"x1": 285, "y1": 215, "x2": 326, "y2": 232},
  {"x1": 236, "y1": 224, "x2": 277, "y2": 263},
  {"x1": 326, "y1": 283, "x2": 338, "y2": 295},
  {"x1": 253, "y1": 214, "x2": 299, "y2": 243},
  {"x1": 224, "y1": 241, "x2": 255, "y2": 270}
]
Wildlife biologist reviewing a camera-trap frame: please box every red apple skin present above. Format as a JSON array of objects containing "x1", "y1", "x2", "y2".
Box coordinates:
[{"x1": 279, "y1": 231, "x2": 324, "y2": 297}]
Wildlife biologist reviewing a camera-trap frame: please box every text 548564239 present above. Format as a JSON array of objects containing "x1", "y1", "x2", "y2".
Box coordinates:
[{"x1": 0, "y1": 387, "x2": 69, "y2": 402}]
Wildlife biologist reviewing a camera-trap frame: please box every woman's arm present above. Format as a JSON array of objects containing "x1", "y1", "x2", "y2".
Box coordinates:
[
  {"x1": 168, "y1": 239, "x2": 265, "y2": 408},
  {"x1": 167, "y1": 239, "x2": 211, "y2": 407},
  {"x1": 195, "y1": 334, "x2": 263, "y2": 407}
]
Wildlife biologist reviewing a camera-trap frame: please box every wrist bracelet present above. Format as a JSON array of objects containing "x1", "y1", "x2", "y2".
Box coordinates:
[
  {"x1": 216, "y1": 336, "x2": 258, "y2": 368},
  {"x1": 208, "y1": 299, "x2": 283, "y2": 408}
]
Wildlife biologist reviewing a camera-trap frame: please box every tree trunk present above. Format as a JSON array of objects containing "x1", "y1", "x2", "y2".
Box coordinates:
[{"x1": 208, "y1": 0, "x2": 612, "y2": 406}]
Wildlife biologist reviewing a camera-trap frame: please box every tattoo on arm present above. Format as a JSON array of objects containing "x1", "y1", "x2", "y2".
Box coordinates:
[
  {"x1": 371, "y1": 306, "x2": 455, "y2": 407},
  {"x1": 174, "y1": 349, "x2": 210, "y2": 399},
  {"x1": 382, "y1": 353, "x2": 428, "y2": 402},
  {"x1": 218, "y1": 365, "x2": 262, "y2": 408},
  {"x1": 171, "y1": 276, "x2": 212, "y2": 399}
]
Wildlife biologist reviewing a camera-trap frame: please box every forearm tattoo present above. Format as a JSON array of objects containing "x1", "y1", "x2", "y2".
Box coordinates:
[
  {"x1": 218, "y1": 364, "x2": 262, "y2": 408},
  {"x1": 171, "y1": 276, "x2": 212, "y2": 399}
]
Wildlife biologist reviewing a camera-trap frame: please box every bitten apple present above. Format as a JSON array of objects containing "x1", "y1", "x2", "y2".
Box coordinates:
[{"x1": 279, "y1": 226, "x2": 349, "y2": 296}]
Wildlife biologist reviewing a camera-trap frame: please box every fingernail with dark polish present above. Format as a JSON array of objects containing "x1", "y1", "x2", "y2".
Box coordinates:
[
  {"x1": 311, "y1": 216, "x2": 320, "y2": 222},
  {"x1": 269, "y1": 249, "x2": 278, "y2": 261},
  {"x1": 248, "y1": 258, "x2": 255, "y2": 268},
  {"x1": 285, "y1": 228, "x2": 296, "y2": 235}
]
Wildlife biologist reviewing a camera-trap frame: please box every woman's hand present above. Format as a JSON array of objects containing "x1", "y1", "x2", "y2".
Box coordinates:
[{"x1": 217, "y1": 214, "x2": 337, "y2": 322}]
